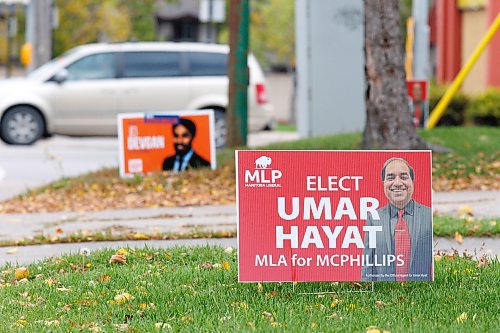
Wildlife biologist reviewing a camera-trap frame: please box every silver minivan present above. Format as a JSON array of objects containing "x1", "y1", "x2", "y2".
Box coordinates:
[{"x1": 0, "y1": 42, "x2": 274, "y2": 147}]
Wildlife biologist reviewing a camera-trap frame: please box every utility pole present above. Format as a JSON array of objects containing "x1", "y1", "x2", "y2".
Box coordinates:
[
  {"x1": 412, "y1": 0, "x2": 430, "y2": 80},
  {"x1": 227, "y1": 0, "x2": 249, "y2": 147},
  {"x1": 27, "y1": 0, "x2": 52, "y2": 71}
]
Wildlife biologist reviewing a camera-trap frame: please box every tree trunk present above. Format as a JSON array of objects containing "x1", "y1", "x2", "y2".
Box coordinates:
[{"x1": 363, "y1": 0, "x2": 428, "y2": 149}]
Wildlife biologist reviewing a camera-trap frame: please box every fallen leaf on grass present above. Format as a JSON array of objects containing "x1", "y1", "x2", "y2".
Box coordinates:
[
  {"x1": 114, "y1": 292, "x2": 134, "y2": 303},
  {"x1": 99, "y1": 275, "x2": 111, "y2": 282},
  {"x1": 132, "y1": 233, "x2": 150, "y2": 240},
  {"x1": 56, "y1": 286, "x2": 70, "y2": 292},
  {"x1": 454, "y1": 232, "x2": 464, "y2": 244},
  {"x1": 200, "y1": 262, "x2": 213, "y2": 269},
  {"x1": 6, "y1": 248, "x2": 18, "y2": 254},
  {"x1": 221, "y1": 260, "x2": 230, "y2": 270},
  {"x1": 330, "y1": 300, "x2": 341, "y2": 308},
  {"x1": 257, "y1": 282, "x2": 263, "y2": 293},
  {"x1": 155, "y1": 323, "x2": 172, "y2": 329},
  {"x1": 15, "y1": 267, "x2": 29, "y2": 280},
  {"x1": 116, "y1": 248, "x2": 128, "y2": 256},
  {"x1": 45, "y1": 277, "x2": 57, "y2": 286},
  {"x1": 109, "y1": 254, "x2": 127, "y2": 264},
  {"x1": 262, "y1": 311, "x2": 274, "y2": 322},
  {"x1": 375, "y1": 300, "x2": 384, "y2": 309},
  {"x1": 456, "y1": 312, "x2": 467, "y2": 323}
]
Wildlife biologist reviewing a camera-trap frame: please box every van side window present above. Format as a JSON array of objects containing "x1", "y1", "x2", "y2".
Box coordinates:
[
  {"x1": 122, "y1": 52, "x2": 182, "y2": 78},
  {"x1": 66, "y1": 53, "x2": 116, "y2": 81},
  {"x1": 186, "y1": 52, "x2": 227, "y2": 76}
]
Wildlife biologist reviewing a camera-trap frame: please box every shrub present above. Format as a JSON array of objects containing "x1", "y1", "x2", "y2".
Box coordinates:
[
  {"x1": 429, "y1": 84, "x2": 469, "y2": 126},
  {"x1": 465, "y1": 89, "x2": 500, "y2": 126}
]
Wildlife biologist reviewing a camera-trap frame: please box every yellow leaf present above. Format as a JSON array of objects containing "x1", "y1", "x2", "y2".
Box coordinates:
[
  {"x1": 221, "y1": 260, "x2": 230, "y2": 270},
  {"x1": 330, "y1": 300, "x2": 341, "y2": 308},
  {"x1": 311, "y1": 322, "x2": 318, "y2": 328},
  {"x1": 366, "y1": 327, "x2": 381, "y2": 333},
  {"x1": 114, "y1": 292, "x2": 134, "y2": 303},
  {"x1": 99, "y1": 275, "x2": 111, "y2": 282},
  {"x1": 45, "y1": 277, "x2": 57, "y2": 286},
  {"x1": 434, "y1": 255, "x2": 443, "y2": 262},
  {"x1": 56, "y1": 286, "x2": 70, "y2": 292},
  {"x1": 16, "y1": 319, "x2": 27, "y2": 327},
  {"x1": 454, "y1": 232, "x2": 464, "y2": 244},
  {"x1": 116, "y1": 248, "x2": 128, "y2": 256},
  {"x1": 457, "y1": 205, "x2": 473, "y2": 216},
  {"x1": 133, "y1": 233, "x2": 150, "y2": 240},
  {"x1": 456, "y1": 312, "x2": 467, "y2": 323},
  {"x1": 139, "y1": 303, "x2": 147, "y2": 310},
  {"x1": 15, "y1": 267, "x2": 29, "y2": 280},
  {"x1": 257, "y1": 282, "x2": 263, "y2": 293},
  {"x1": 375, "y1": 300, "x2": 384, "y2": 308}
]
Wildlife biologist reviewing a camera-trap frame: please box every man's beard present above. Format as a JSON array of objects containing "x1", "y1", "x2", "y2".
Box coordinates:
[{"x1": 175, "y1": 144, "x2": 191, "y2": 156}]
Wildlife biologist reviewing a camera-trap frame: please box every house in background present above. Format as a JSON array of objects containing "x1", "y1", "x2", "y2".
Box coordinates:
[
  {"x1": 155, "y1": 0, "x2": 225, "y2": 43},
  {"x1": 431, "y1": 0, "x2": 500, "y2": 95}
]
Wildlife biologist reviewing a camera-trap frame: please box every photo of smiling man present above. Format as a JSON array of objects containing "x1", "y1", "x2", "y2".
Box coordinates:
[
  {"x1": 361, "y1": 157, "x2": 433, "y2": 282},
  {"x1": 162, "y1": 118, "x2": 210, "y2": 172}
]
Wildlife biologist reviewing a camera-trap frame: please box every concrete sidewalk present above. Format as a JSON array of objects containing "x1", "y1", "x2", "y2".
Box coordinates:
[
  {"x1": 1, "y1": 190, "x2": 498, "y2": 243},
  {"x1": 0, "y1": 190, "x2": 498, "y2": 265}
]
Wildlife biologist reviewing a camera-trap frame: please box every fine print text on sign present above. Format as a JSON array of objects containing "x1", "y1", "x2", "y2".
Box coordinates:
[
  {"x1": 118, "y1": 111, "x2": 216, "y2": 177},
  {"x1": 236, "y1": 151, "x2": 433, "y2": 282}
]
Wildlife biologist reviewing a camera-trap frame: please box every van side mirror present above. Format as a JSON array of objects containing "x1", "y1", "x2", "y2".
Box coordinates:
[{"x1": 52, "y1": 69, "x2": 68, "y2": 84}]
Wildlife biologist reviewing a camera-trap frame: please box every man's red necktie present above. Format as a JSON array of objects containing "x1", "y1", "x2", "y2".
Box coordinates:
[{"x1": 395, "y1": 209, "x2": 411, "y2": 281}]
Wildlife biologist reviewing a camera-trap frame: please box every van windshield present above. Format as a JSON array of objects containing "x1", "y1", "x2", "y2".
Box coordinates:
[{"x1": 27, "y1": 49, "x2": 77, "y2": 80}]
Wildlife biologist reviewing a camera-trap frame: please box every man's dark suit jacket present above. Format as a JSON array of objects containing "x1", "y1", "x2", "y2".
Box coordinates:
[
  {"x1": 361, "y1": 200, "x2": 433, "y2": 281},
  {"x1": 162, "y1": 151, "x2": 210, "y2": 171}
]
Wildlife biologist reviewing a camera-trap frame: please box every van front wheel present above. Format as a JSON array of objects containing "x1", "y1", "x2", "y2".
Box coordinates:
[{"x1": 0, "y1": 106, "x2": 45, "y2": 145}]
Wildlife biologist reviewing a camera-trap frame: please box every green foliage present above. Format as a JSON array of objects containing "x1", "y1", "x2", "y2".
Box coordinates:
[
  {"x1": 0, "y1": 247, "x2": 498, "y2": 331},
  {"x1": 53, "y1": 0, "x2": 159, "y2": 57},
  {"x1": 465, "y1": 89, "x2": 500, "y2": 126},
  {"x1": 429, "y1": 83, "x2": 470, "y2": 126},
  {"x1": 250, "y1": 0, "x2": 295, "y2": 70},
  {"x1": 123, "y1": 0, "x2": 157, "y2": 41}
]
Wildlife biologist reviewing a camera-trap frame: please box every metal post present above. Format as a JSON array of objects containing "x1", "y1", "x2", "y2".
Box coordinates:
[
  {"x1": 227, "y1": 0, "x2": 249, "y2": 147},
  {"x1": 427, "y1": 12, "x2": 500, "y2": 129},
  {"x1": 412, "y1": 0, "x2": 430, "y2": 125},
  {"x1": 412, "y1": 0, "x2": 430, "y2": 80},
  {"x1": 28, "y1": 0, "x2": 52, "y2": 71},
  {"x1": 207, "y1": 0, "x2": 213, "y2": 42}
]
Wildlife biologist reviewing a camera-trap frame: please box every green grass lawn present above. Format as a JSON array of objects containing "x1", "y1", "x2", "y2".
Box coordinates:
[
  {"x1": 218, "y1": 126, "x2": 500, "y2": 179},
  {"x1": 0, "y1": 246, "x2": 498, "y2": 332},
  {"x1": 433, "y1": 216, "x2": 498, "y2": 237}
]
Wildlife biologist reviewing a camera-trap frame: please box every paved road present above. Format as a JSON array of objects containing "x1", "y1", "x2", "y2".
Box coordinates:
[{"x1": 0, "y1": 132, "x2": 299, "y2": 201}]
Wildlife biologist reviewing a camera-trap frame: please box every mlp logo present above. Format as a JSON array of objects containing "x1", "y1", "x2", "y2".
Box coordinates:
[{"x1": 244, "y1": 156, "x2": 282, "y2": 188}]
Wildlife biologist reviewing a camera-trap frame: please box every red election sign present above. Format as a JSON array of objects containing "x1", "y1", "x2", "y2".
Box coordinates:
[{"x1": 236, "y1": 151, "x2": 433, "y2": 282}]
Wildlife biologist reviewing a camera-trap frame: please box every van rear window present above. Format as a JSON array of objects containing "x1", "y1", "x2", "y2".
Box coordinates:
[
  {"x1": 122, "y1": 52, "x2": 182, "y2": 78},
  {"x1": 186, "y1": 52, "x2": 227, "y2": 76}
]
